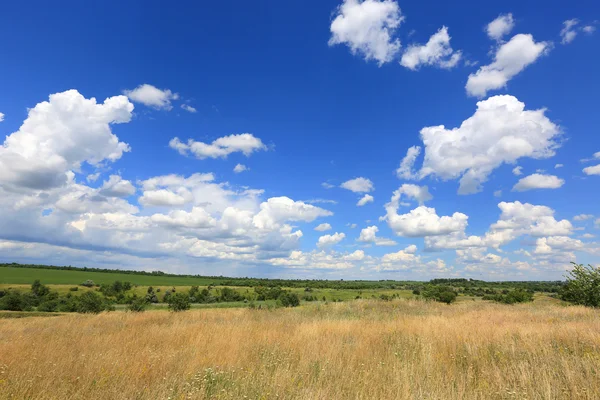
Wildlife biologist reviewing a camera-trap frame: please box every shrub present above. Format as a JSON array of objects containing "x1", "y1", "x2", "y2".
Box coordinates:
[
  {"x1": 76, "y1": 291, "x2": 108, "y2": 314},
  {"x1": 412, "y1": 289, "x2": 421, "y2": 296},
  {"x1": 0, "y1": 291, "x2": 33, "y2": 311},
  {"x1": 81, "y1": 280, "x2": 95, "y2": 287},
  {"x1": 422, "y1": 285, "x2": 457, "y2": 304},
  {"x1": 278, "y1": 292, "x2": 300, "y2": 307},
  {"x1": 31, "y1": 280, "x2": 50, "y2": 297},
  {"x1": 560, "y1": 263, "x2": 600, "y2": 307},
  {"x1": 168, "y1": 292, "x2": 191, "y2": 312},
  {"x1": 37, "y1": 300, "x2": 59, "y2": 312},
  {"x1": 128, "y1": 296, "x2": 148, "y2": 312},
  {"x1": 69, "y1": 287, "x2": 79, "y2": 292}
]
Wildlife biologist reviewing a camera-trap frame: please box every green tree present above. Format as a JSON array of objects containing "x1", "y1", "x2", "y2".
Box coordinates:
[
  {"x1": 560, "y1": 263, "x2": 600, "y2": 307},
  {"x1": 76, "y1": 291, "x2": 107, "y2": 314},
  {"x1": 278, "y1": 292, "x2": 300, "y2": 307},
  {"x1": 168, "y1": 292, "x2": 191, "y2": 312}
]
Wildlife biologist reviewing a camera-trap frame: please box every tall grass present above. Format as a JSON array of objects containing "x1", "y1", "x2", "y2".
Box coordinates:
[{"x1": 1, "y1": 300, "x2": 599, "y2": 399}]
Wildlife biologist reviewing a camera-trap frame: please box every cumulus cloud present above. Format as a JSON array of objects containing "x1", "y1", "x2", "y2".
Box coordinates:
[
  {"x1": 583, "y1": 164, "x2": 600, "y2": 175},
  {"x1": 392, "y1": 184, "x2": 432, "y2": 205},
  {"x1": 357, "y1": 194, "x2": 374, "y2": 206},
  {"x1": 486, "y1": 13, "x2": 515, "y2": 41},
  {"x1": 99, "y1": 175, "x2": 136, "y2": 198},
  {"x1": 86, "y1": 173, "x2": 101, "y2": 183},
  {"x1": 357, "y1": 225, "x2": 396, "y2": 245},
  {"x1": 315, "y1": 223, "x2": 332, "y2": 231},
  {"x1": 233, "y1": 164, "x2": 248, "y2": 173},
  {"x1": 180, "y1": 104, "x2": 197, "y2": 113},
  {"x1": 317, "y1": 232, "x2": 346, "y2": 248},
  {"x1": 340, "y1": 177, "x2": 374, "y2": 193},
  {"x1": 396, "y1": 145, "x2": 420, "y2": 179},
  {"x1": 383, "y1": 200, "x2": 468, "y2": 237},
  {"x1": 583, "y1": 25, "x2": 596, "y2": 34},
  {"x1": 329, "y1": 0, "x2": 403, "y2": 65},
  {"x1": 123, "y1": 84, "x2": 178, "y2": 110},
  {"x1": 402, "y1": 95, "x2": 561, "y2": 194},
  {"x1": 560, "y1": 19, "x2": 579, "y2": 44},
  {"x1": 169, "y1": 133, "x2": 266, "y2": 159},
  {"x1": 512, "y1": 174, "x2": 564, "y2": 192},
  {"x1": 0, "y1": 90, "x2": 132, "y2": 191},
  {"x1": 253, "y1": 197, "x2": 333, "y2": 230},
  {"x1": 466, "y1": 34, "x2": 550, "y2": 97},
  {"x1": 400, "y1": 26, "x2": 462, "y2": 70},
  {"x1": 512, "y1": 166, "x2": 523, "y2": 176},
  {"x1": 573, "y1": 214, "x2": 594, "y2": 221}
]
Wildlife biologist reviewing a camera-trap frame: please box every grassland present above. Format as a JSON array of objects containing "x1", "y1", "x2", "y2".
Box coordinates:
[{"x1": 1, "y1": 299, "x2": 599, "y2": 400}]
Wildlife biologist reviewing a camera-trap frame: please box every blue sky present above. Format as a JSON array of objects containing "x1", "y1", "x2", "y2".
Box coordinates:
[{"x1": 0, "y1": 0, "x2": 599, "y2": 280}]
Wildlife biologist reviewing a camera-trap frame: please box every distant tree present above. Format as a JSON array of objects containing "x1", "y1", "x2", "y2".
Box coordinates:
[
  {"x1": 76, "y1": 291, "x2": 107, "y2": 314},
  {"x1": 278, "y1": 292, "x2": 300, "y2": 307},
  {"x1": 422, "y1": 285, "x2": 457, "y2": 304},
  {"x1": 560, "y1": 263, "x2": 600, "y2": 307},
  {"x1": 31, "y1": 280, "x2": 50, "y2": 297},
  {"x1": 128, "y1": 295, "x2": 148, "y2": 312},
  {"x1": 168, "y1": 292, "x2": 191, "y2": 312}
]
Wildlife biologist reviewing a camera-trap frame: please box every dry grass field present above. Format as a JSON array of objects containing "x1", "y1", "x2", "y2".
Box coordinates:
[{"x1": 1, "y1": 299, "x2": 599, "y2": 400}]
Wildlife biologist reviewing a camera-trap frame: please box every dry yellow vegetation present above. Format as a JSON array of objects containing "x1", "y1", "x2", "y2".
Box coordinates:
[{"x1": 1, "y1": 299, "x2": 599, "y2": 400}]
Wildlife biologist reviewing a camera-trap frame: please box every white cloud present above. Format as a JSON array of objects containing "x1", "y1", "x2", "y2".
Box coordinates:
[
  {"x1": 490, "y1": 201, "x2": 573, "y2": 239},
  {"x1": 269, "y1": 249, "x2": 362, "y2": 270},
  {"x1": 99, "y1": 175, "x2": 136, "y2": 197},
  {"x1": 86, "y1": 173, "x2": 101, "y2": 183},
  {"x1": 573, "y1": 214, "x2": 594, "y2": 221},
  {"x1": 305, "y1": 199, "x2": 338, "y2": 205},
  {"x1": 583, "y1": 164, "x2": 600, "y2": 175},
  {"x1": 358, "y1": 225, "x2": 396, "y2": 246},
  {"x1": 169, "y1": 133, "x2": 266, "y2": 159},
  {"x1": 486, "y1": 13, "x2": 515, "y2": 41},
  {"x1": 181, "y1": 104, "x2": 197, "y2": 113},
  {"x1": 560, "y1": 19, "x2": 579, "y2": 44},
  {"x1": 583, "y1": 25, "x2": 596, "y2": 34},
  {"x1": 534, "y1": 236, "x2": 583, "y2": 254},
  {"x1": 494, "y1": 190, "x2": 502, "y2": 197},
  {"x1": 317, "y1": 232, "x2": 346, "y2": 248},
  {"x1": 396, "y1": 145, "x2": 420, "y2": 179},
  {"x1": 555, "y1": 164, "x2": 563, "y2": 169},
  {"x1": 315, "y1": 223, "x2": 332, "y2": 232},
  {"x1": 0, "y1": 90, "x2": 132, "y2": 191},
  {"x1": 512, "y1": 173, "x2": 564, "y2": 192},
  {"x1": 392, "y1": 184, "x2": 432, "y2": 205},
  {"x1": 321, "y1": 182, "x2": 335, "y2": 189},
  {"x1": 340, "y1": 177, "x2": 374, "y2": 193},
  {"x1": 384, "y1": 203, "x2": 468, "y2": 237},
  {"x1": 0, "y1": 112, "x2": 4, "y2": 122},
  {"x1": 512, "y1": 166, "x2": 523, "y2": 176},
  {"x1": 466, "y1": 34, "x2": 550, "y2": 97},
  {"x1": 406, "y1": 95, "x2": 560, "y2": 194},
  {"x1": 400, "y1": 26, "x2": 462, "y2": 70},
  {"x1": 381, "y1": 245, "x2": 419, "y2": 264},
  {"x1": 581, "y1": 233, "x2": 595, "y2": 239},
  {"x1": 357, "y1": 194, "x2": 374, "y2": 206},
  {"x1": 253, "y1": 197, "x2": 333, "y2": 230},
  {"x1": 233, "y1": 164, "x2": 248, "y2": 173},
  {"x1": 123, "y1": 84, "x2": 178, "y2": 110},
  {"x1": 329, "y1": 0, "x2": 403, "y2": 65}
]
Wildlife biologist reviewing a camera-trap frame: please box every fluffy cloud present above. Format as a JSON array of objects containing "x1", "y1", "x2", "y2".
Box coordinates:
[
  {"x1": 392, "y1": 184, "x2": 432, "y2": 205},
  {"x1": 253, "y1": 197, "x2": 333, "y2": 230},
  {"x1": 180, "y1": 104, "x2": 197, "y2": 113},
  {"x1": 269, "y1": 249, "x2": 363, "y2": 270},
  {"x1": 384, "y1": 202, "x2": 468, "y2": 237},
  {"x1": 512, "y1": 174, "x2": 564, "y2": 192},
  {"x1": 357, "y1": 194, "x2": 374, "y2": 206},
  {"x1": 123, "y1": 84, "x2": 178, "y2": 110},
  {"x1": 400, "y1": 26, "x2": 461, "y2": 70},
  {"x1": 490, "y1": 201, "x2": 572, "y2": 239},
  {"x1": 573, "y1": 214, "x2": 594, "y2": 221},
  {"x1": 381, "y1": 245, "x2": 418, "y2": 264},
  {"x1": 396, "y1": 145, "x2": 421, "y2": 179},
  {"x1": 466, "y1": 34, "x2": 550, "y2": 97},
  {"x1": 0, "y1": 112, "x2": 4, "y2": 122},
  {"x1": 233, "y1": 164, "x2": 248, "y2": 173},
  {"x1": 357, "y1": 225, "x2": 396, "y2": 245},
  {"x1": 0, "y1": 90, "x2": 132, "y2": 191},
  {"x1": 99, "y1": 175, "x2": 136, "y2": 197},
  {"x1": 329, "y1": 0, "x2": 403, "y2": 65},
  {"x1": 169, "y1": 133, "x2": 266, "y2": 159},
  {"x1": 401, "y1": 95, "x2": 561, "y2": 194},
  {"x1": 583, "y1": 164, "x2": 600, "y2": 175},
  {"x1": 583, "y1": 26, "x2": 596, "y2": 34},
  {"x1": 486, "y1": 13, "x2": 515, "y2": 41},
  {"x1": 560, "y1": 19, "x2": 579, "y2": 44},
  {"x1": 314, "y1": 223, "x2": 332, "y2": 232},
  {"x1": 340, "y1": 177, "x2": 374, "y2": 193},
  {"x1": 512, "y1": 166, "x2": 523, "y2": 176},
  {"x1": 317, "y1": 232, "x2": 346, "y2": 248},
  {"x1": 534, "y1": 236, "x2": 583, "y2": 254}
]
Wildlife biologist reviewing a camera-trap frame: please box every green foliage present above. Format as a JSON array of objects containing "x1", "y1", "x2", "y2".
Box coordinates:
[
  {"x1": 560, "y1": 263, "x2": 600, "y2": 307},
  {"x1": 218, "y1": 287, "x2": 244, "y2": 302},
  {"x1": 31, "y1": 280, "x2": 50, "y2": 297},
  {"x1": 422, "y1": 285, "x2": 457, "y2": 304},
  {"x1": 127, "y1": 295, "x2": 148, "y2": 312},
  {"x1": 0, "y1": 290, "x2": 34, "y2": 311},
  {"x1": 254, "y1": 286, "x2": 285, "y2": 301},
  {"x1": 278, "y1": 292, "x2": 300, "y2": 307},
  {"x1": 167, "y1": 292, "x2": 191, "y2": 312},
  {"x1": 81, "y1": 280, "x2": 95, "y2": 287},
  {"x1": 483, "y1": 289, "x2": 534, "y2": 304},
  {"x1": 76, "y1": 291, "x2": 111, "y2": 314}
]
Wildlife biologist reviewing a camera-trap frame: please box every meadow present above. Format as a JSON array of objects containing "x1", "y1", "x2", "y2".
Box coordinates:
[{"x1": 1, "y1": 299, "x2": 599, "y2": 399}]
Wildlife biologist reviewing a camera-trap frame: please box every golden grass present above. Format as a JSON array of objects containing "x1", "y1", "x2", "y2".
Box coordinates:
[{"x1": 1, "y1": 300, "x2": 599, "y2": 399}]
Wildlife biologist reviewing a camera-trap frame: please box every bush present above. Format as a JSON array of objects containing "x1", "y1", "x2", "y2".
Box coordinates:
[
  {"x1": 69, "y1": 287, "x2": 79, "y2": 292},
  {"x1": 128, "y1": 296, "x2": 148, "y2": 312},
  {"x1": 422, "y1": 285, "x2": 457, "y2": 304},
  {"x1": 560, "y1": 263, "x2": 600, "y2": 307},
  {"x1": 76, "y1": 291, "x2": 108, "y2": 314},
  {"x1": 168, "y1": 292, "x2": 191, "y2": 312},
  {"x1": 0, "y1": 291, "x2": 33, "y2": 311},
  {"x1": 31, "y1": 280, "x2": 50, "y2": 297},
  {"x1": 278, "y1": 292, "x2": 300, "y2": 307},
  {"x1": 81, "y1": 280, "x2": 95, "y2": 287}
]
